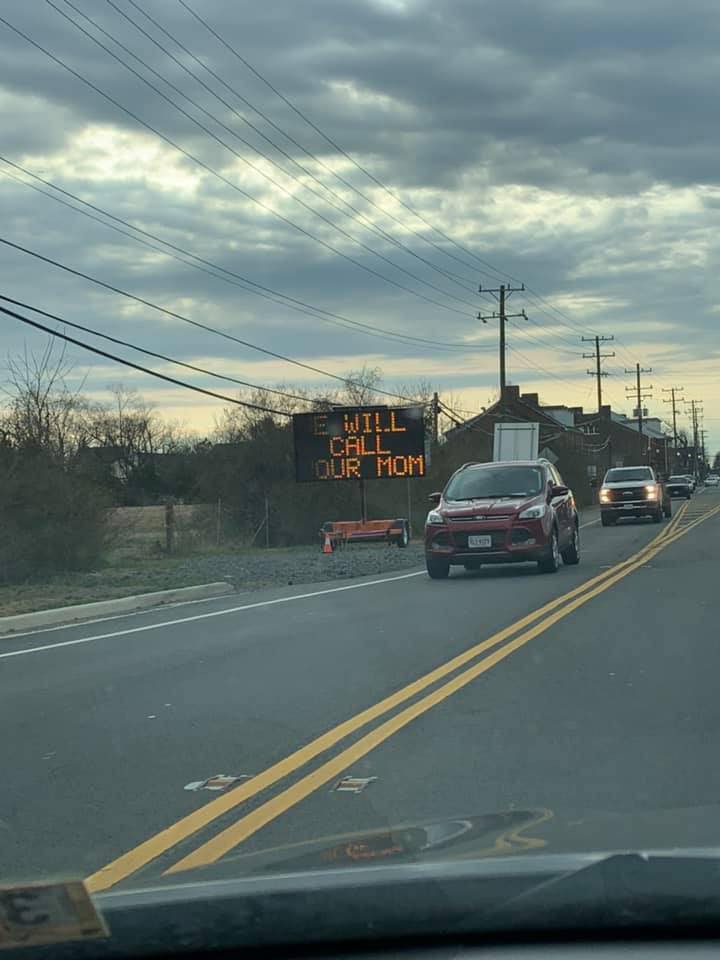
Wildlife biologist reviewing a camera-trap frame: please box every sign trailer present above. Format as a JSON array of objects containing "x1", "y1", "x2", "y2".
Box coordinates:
[
  {"x1": 293, "y1": 405, "x2": 426, "y2": 483},
  {"x1": 292, "y1": 405, "x2": 426, "y2": 547}
]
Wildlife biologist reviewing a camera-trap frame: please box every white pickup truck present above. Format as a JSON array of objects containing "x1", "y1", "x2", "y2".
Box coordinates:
[{"x1": 599, "y1": 466, "x2": 672, "y2": 526}]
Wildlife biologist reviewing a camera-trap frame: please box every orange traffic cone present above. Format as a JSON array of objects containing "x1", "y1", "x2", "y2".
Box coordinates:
[{"x1": 322, "y1": 531, "x2": 333, "y2": 554}]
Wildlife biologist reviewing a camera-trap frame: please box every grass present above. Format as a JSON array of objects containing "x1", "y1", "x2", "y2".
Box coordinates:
[
  {"x1": 0, "y1": 505, "x2": 423, "y2": 619},
  {"x1": 0, "y1": 505, "x2": 227, "y2": 618}
]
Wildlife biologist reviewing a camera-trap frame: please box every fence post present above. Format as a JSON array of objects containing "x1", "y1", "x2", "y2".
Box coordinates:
[
  {"x1": 406, "y1": 477, "x2": 412, "y2": 536},
  {"x1": 165, "y1": 499, "x2": 175, "y2": 555}
]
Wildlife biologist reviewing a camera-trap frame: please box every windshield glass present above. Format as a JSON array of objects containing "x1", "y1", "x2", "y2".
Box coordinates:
[
  {"x1": 604, "y1": 468, "x2": 654, "y2": 483},
  {"x1": 4, "y1": 0, "x2": 720, "y2": 953},
  {"x1": 668, "y1": 477, "x2": 687, "y2": 483},
  {"x1": 444, "y1": 466, "x2": 544, "y2": 500}
]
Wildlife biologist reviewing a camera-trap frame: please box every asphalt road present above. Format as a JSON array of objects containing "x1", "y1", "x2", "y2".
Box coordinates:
[{"x1": 2, "y1": 493, "x2": 719, "y2": 891}]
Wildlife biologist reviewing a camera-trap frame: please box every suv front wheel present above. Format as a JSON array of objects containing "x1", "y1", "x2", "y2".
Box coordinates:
[
  {"x1": 426, "y1": 556, "x2": 450, "y2": 579},
  {"x1": 538, "y1": 527, "x2": 560, "y2": 574},
  {"x1": 561, "y1": 524, "x2": 580, "y2": 565}
]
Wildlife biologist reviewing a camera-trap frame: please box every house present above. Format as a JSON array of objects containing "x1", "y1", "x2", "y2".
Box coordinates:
[
  {"x1": 443, "y1": 385, "x2": 593, "y2": 503},
  {"x1": 443, "y1": 385, "x2": 673, "y2": 504}
]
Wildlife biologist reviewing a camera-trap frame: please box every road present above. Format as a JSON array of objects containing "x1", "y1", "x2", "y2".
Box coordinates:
[{"x1": 1, "y1": 492, "x2": 719, "y2": 892}]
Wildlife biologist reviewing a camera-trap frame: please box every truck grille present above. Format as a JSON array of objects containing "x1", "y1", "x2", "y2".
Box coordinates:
[
  {"x1": 447, "y1": 514, "x2": 513, "y2": 522},
  {"x1": 606, "y1": 487, "x2": 649, "y2": 502}
]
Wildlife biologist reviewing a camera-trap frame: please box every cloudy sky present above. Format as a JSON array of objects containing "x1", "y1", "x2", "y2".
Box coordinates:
[{"x1": 1, "y1": 0, "x2": 719, "y2": 450}]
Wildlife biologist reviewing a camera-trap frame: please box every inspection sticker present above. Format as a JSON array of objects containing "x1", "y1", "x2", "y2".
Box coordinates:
[{"x1": 0, "y1": 880, "x2": 107, "y2": 949}]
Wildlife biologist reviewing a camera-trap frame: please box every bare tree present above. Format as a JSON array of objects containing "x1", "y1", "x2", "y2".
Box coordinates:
[
  {"x1": 342, "y1": 365, "x2": 383, "y2": 405},
  {"x1": 0, "y1": 339, "x2": 90, "y2": 459},
  {"x1": 85, "y1": 385, "x2": 181, "y2": 483},
  {"x1": 214, "y1": 385, "x2": 320, "y2": 442}
]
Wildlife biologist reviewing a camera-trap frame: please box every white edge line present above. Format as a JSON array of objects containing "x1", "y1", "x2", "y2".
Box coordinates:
[
  {"x1": 0, "y1": 571, "x2": 426, "y2": 661},
  {"x1": 0, "y1": 590, "x2": 238, "y2": 641},
  {"x1": 579, "y1": 518, "x2": 600, "y2": 529}
]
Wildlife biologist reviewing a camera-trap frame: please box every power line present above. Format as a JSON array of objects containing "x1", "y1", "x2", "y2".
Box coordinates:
[
  {"x1": 0, "y1": 157, "x2": 488, "y2": 353},
  {"x1": 4, "y1": 10, "x2": 472, "y2": 320},
  {"x1": 0, "y1": 303, "x2": 292, "y2": 416},
  {"x1": 173, "y1": 0, "x2": 649, "y2": 362},
  {"x1": 176, "y1": 0, "x2": 509, "y2": 283},
  {"x1": 102, "y1": 0, "x2": 479, "y2": 296},
  {"x1": 507, "y1": 345, "x2": 581, "y2": 390},
  {"x1": 0, "y1": 294, "x2": 316, "y2": 406},
  {"x1": 54, "y1": 0, "x2": 478, "y2": 310},
  {"x1": 0, "y1": 236, "x2": 427, "y2": 405}
]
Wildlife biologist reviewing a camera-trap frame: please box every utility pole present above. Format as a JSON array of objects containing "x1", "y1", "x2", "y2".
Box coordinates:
[
  {"x1": 479, "y1": 283, "x2": 526, "y2": 397},
  {"x1": 685, "y1": 400, "x2": 703, "y2": 480},
  {"x1": 687, "y1": 400, "x2": 702, "y2": 477},
  {"x1": 431, "y1": 391, "x2": 439, "y2": 444},
  {"x1": 662, "y1": 386, "x2": 684, "y2": 468},
  {"x1": 625, "y1": 363, "x2": 653, "y2": 461},
  {"x1": 700, "y1": 429, "x2": 708, "y2": 477},
  {"x1": 582, "y1": 335, "x2": 615, "y2": 413}
]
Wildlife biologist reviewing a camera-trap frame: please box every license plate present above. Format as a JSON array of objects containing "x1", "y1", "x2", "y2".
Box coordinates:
[
  {"x1": 622, "y1": 504, "x2": 636, "y2": 510},
  {"x1": 468, "y1": 535, "x2": 492, "y2": 548}
]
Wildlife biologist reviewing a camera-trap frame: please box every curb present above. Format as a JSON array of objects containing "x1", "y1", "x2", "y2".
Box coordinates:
[{"x1": 0, "y1": 582, "x2": 233, "y2": 636}]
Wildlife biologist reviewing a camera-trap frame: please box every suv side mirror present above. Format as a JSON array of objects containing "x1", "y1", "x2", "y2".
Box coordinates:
[
  {"x1": 428, "y1": 491, "x2": 442, "y2": 505},
  {"x1": 549, "y1": 483, "x2": 569, "y2": 499}
]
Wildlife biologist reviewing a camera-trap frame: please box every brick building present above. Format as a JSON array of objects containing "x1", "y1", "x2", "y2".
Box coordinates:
[
  {"x1": 443, "y1": 385, "x2": 673, "y2": 505},
  {"x1": 444, "y1": 385, "x2": 594, "y2": 504}
]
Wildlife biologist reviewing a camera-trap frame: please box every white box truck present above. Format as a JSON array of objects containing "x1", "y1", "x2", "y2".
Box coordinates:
[{"x1": 493, "y1": 422, "x2": 540, "y2": 462}]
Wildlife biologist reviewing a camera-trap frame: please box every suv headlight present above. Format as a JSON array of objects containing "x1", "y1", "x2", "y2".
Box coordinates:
[
  {"x1": 599, "y1": 488, "x2": 611, "y2": 503},
  {"x1": 426, "y1": 509, "x2": 444, "y2": 525},
  {"x1": 518, "y1": 503, "x2": 547, "y2": 520},
  {"x1": 644, "y1": 483, "x2": 659, "y2": 498}
]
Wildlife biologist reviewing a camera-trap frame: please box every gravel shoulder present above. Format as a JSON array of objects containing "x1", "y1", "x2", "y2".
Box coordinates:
[{"x1": 0, "y1": 542, "x2": 424, "y2": 617}]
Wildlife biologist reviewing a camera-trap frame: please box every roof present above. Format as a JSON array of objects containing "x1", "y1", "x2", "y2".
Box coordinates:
[
  {"x1": 444, "y1": 389, "x2": 579, "y2": 440},
  {"x1": 456, "y1": 459, "x2": 554, "y2": 470}
]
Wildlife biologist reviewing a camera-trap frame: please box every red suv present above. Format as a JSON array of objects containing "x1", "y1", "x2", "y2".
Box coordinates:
[{"x1": 424, "y1": 459, "x2": 580, "y2": 579}]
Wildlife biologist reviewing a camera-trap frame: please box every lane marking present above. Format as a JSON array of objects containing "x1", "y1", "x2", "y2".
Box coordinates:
[
  {"x1": 0, "y1": 571, "x2": 426, "y2": 661},
  {"x1": 5, "y1": 510, "x2": 601, "y2": 643},
  {"x1": 166, "y1": 502, "x2": 720, "y2": 873},
  {"x1": 0, "y1": 591, "x2": 238, "y2": 641},
  {"x1": 85, "y1": 512, "x2": 685, "y2": 892},
  {"x1": 0, "y1": 508, "x2": 643, "y2": 657}
]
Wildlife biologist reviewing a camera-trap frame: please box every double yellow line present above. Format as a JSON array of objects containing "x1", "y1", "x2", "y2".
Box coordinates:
[{"x1": 86, "y1": 501, "x2": 717, "y2": 892}]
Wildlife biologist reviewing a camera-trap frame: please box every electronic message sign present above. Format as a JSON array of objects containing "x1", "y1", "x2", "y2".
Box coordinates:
[{"x1": 293, "y1": 405, "x2": 426, "y2": 482}]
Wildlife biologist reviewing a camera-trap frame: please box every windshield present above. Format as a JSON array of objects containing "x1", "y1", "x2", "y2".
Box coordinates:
[
  {"x1": 444, "y1": 466, "x2": 544, "y2": 500},
  {"x1": 3, "y1": 0, "x2": 720, "y2": 953},
  {"x1": 604, "y1": 468, "x2": 654, "y2": 483},
  {"x1": 668, "y1": 477, "x2": 688, "y2": 483}
]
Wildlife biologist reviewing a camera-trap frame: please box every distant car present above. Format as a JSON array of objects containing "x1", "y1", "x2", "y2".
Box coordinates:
[
  {"x1": 599, "y1": 466, "x2": 672, "y2": 525},
  {"x1": 705, "y1": 474, "x2": 719, "y2": 487},
  {"x1": 682, "y1": 474, "x2": 697, "y2": 491},
  {"x1": 424, "y1": 458, "x2": 579, "y2": 579},
  {"x1": 666, "y1": 475, "x2": 693, "y2": 499}
]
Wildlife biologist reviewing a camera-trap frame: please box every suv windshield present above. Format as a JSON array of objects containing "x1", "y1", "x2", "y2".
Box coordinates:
[
  {"x1": 445, "y1": 465, "x2": 544, "y2": 501},
  {"x1": 604, "y1": 468, "x2": 653, "y2": 483},
  {"x1": 668, "y1": 477, "x2": 687, "y2": 483}
]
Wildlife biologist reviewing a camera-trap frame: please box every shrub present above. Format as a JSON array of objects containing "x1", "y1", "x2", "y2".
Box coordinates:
[{"x1": 0, "y1": 450, "x2": 110, "y2": 583}]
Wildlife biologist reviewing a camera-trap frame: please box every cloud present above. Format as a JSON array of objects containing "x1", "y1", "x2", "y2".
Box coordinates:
[{"x1": 0, "y1": 0, "x2": 718, "y2": 447}]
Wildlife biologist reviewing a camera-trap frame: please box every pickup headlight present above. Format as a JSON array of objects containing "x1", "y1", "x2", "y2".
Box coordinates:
[
  {"x1": 426, "y1": 509, "x2": 444, "y2": 525},
  {"x1": 518, "y1": 503, "x2": 547, "y2": 520},
  {"x1": 644, "y1": 483, "x2": 659, "y2": 498},
  {"x1": 599, "y1": 488, "x2": 611, "y2": 503}
]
